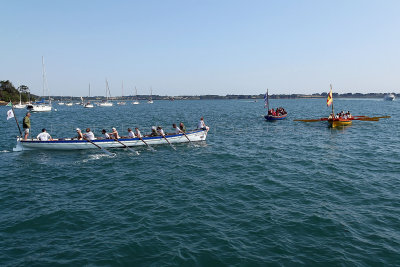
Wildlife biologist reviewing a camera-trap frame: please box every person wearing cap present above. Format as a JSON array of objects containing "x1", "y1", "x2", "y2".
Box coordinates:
[
  {"x1": 76, "y1": 128, "x2": 83, "y2": 140},
  {"x1": 37, "y1": 128, "x2": 52, "y2": 141},
  {"x1": 110, "y1": 127, "x2": 120, "y2": 139},
  {"x1": 101, "y1": 129, "x2": 110, "y2": 139},
  {"x1": 23, "y1": 112, "x2": 31, "y2": 140},
  {"x1": 127, "y1": 128, "x2": 135, "y2": 138},
  {"x1": 83, "y1": 128, "x2": 95, "y2": 140}
]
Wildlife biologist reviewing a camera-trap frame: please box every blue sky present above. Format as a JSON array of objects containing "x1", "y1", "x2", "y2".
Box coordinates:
[{"x1": 1, "y1": 0, "x2": 400, "y2": 96}]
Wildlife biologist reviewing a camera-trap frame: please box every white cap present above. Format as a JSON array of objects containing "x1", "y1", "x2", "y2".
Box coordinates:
[
  {"x1": 76, "y1": 128, "x2": 80, "y2": 131},
  {"x1": 112, "y1": 127, "x2": 116, "y2": 130}
]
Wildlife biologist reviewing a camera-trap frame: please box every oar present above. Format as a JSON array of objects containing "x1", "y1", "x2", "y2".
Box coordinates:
[
  {"x1": 162, "y1": 135, "x2": 176, "y2": 150},
  {"x1": 139, "y1": 136, "x2": 155, "y2": 152},
  {"x1": 114, "y1": 138, "x2": 139, "y2": 155},
  {"x1": 181, "y1": 132, "x2": 192, "y2": 143},
  {"x1": 83, "y1": 137, "x2": 115, "y2": 156}
]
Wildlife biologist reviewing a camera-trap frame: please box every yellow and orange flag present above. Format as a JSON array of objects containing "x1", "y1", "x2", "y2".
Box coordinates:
[{"x1": 327, "y1": 88, "x2": 333, "y2": 107}]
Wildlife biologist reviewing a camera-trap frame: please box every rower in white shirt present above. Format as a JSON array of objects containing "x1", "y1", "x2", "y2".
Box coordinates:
[
  {"x1": 173, "y1": 123, "x2": 182, "y2": 134},
  {"x1": 135, "y1": 128, "x2": 142, "y2": 138},
  {"x1": 197, "y1": 117, "x2": 209, "y2": 131},
  {"x1": 101, "y1": 129, "x2": 110, "y2": 139},
  {"x1": 157, "y1": 126, "x2": 165, "y2": 136},
  {"x1": 83, "y1": 128, "x2": 95, "y2": 140},
  {"x1": 127, "y1": 128, "x2": 135, "y2": 138},
  {"x1": 37, "y1": 128, "x2": 52, "y2": 141}
]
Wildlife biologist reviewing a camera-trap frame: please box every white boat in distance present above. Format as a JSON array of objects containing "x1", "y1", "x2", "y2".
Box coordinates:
[
  {"x1": 14, "y1": 129, "x2": 208, "y2": 151},
  {"x1": 27, "y1": 56, "x2": 52, "y2": 112},
  {"x1": 132, "y1": 86, "x2": 140, "y2": 104},
  {"x1": 84, "y1": 84, "x2": 94, "y2": 108},
  {"x1": 99, "y1": 79, "x2": 113, "y2": 106},
  {"x1": 384, "y1": 93, "x2": 395, "y2": 101}
]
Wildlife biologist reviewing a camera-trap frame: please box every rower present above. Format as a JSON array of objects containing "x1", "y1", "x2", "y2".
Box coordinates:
[
  {"x1": 110, "y1": 127, "x2": 120, "y2": 139},
  {"x1": 173, "y1": 123, "x2": 182, "y2": 134},
  {"x1": 76, "y1": 128, "x2": 83, "y2": 140},
  {"x1": 150, "y1": 126, "x2": 158, "y2": 136},
  {"x1": 83, "y1": 128, "x2": 95, "y2": 140},
  {"x1": 135, "y1": 127, "x2": 142, "y2": 138},
  {"x1": 157, "y1": 126, "x2": 165, "y2": 136},
  {"x1": 127, "y1": 128, "x2": 135, "y2": 138},
  {"x1": 179, "y1": 122, "x2": 186, "y2": 133},
  {"x1": 37, "y1": 128, "x2": 52, "y2": 141},
  {"x1": 197, "y1": 117, "x2": 209, "y2": 131},
  {"x1": 101, "y1": 129, "x2": 110, "y2": 139}
]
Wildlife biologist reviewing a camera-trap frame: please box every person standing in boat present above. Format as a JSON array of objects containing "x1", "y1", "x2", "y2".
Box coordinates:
[
  {"x1": 127, "y1": 128, "x2": 135, "y2": 138},
  {"x1": 37, "y1": 128, "x2": 52, "y2": 141},
  {"x1": 83, "y1": 128, "x2": 95, "y2": 140},
  {"x1": 173, "y1": 123, "x2": 182, "y2": 134},
  {"x1": 23, "y1": 112, "x2": 31, "y2": 140},
  {"x1": 76, "y1": 128, "x2": 83, "y2": 140},
  {"x1": 179, "y1": 122, "x2": 186, "y2": 133}
]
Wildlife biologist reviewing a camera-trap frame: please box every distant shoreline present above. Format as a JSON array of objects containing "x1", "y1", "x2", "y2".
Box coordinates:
[{"x1": 0, "y1": 93, "x2": 396, "y2": 105}]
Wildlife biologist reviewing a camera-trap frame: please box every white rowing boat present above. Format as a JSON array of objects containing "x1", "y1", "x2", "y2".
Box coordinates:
[{"x1": 13, "y1": 129, "x2": 208, "y2": 151}]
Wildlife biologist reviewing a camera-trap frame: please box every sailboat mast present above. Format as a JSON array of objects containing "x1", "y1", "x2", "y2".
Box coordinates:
[{"x1": 42, "y1": 56, "x2": 45, "y2": 99}]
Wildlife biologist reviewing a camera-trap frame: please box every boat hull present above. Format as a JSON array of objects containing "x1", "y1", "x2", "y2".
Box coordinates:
[
  {"x1": 27, "y1": 104, "x2": 52, "y2": 112},
  {"x1": 265, "y1": 114, "x2": 287, "y2": 120},
  {"x1": 15, "y1": 129, "x2": 208, "y2": 151},
  {"x1": 328, "y1": 119, "x2": 352, "y2": 128}
]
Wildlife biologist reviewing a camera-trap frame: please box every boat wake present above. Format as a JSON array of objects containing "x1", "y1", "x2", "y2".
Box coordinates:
[{"x1": 0, "y1": 150, "x2": 10, "y2": 153}]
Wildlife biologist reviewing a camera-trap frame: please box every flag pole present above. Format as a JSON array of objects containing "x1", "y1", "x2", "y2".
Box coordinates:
[
  {"x1": 330, "y1": 84, "x2": 334, "y2": 115},
  {"x1": 9, "y1": 100, "x2": 22, "y2": 136}
]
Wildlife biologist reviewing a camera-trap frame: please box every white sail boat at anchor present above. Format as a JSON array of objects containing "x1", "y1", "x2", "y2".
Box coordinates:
[
  {"x1": 84, "y1": 83, "x2": 94, "y2": 108},
  {"x1": 117, "y1": 81, "x2": 126, "y2": 105},
  {"x1": 132, "y1": 86, "x2": 140, "y2": 105},
  {"x1": 147, "y1": 87, "x2": 154, "y2": 104},
  {"x1": 99, "y1": 79, "x2": 113, "y2": 106},
  {"x1": 27, "y1": 56, "x2": 52, "y2": 112},
  {"x1": 14, "y1": 87, "x2": 27, "y2": 109}
]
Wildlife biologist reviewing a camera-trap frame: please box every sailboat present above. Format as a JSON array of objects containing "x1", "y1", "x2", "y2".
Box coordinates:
[
  {"x1": 14, "y1": 88, "x2": 27, "y2": 109},
  {"x1": 147, "y1": 87, "x2": 154, "y2": 104},
  {"x1": 84, "y1": 83, "x2": 94, "y2": 108},
  {"x1": 99, "y1": 79, "x2": 113, "y2": 106},
  {"x1": 58, "y1": 94, "x2": 65, "y2": 105},
  {"x1": 27, "y1": 56, "x2": 52, "y2": 112},
  {"x1": 117, "y1": 81, "x2": 126, "y2": 105},
  {"x1": 132, "y1": 86, "x2": 139, "y2": 105},
  {"x1": 65, "y1": 95, "x2": 73, "y2": 106}
]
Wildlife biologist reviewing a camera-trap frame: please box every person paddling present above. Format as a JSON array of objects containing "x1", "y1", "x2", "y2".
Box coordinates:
[
  {"x1": 197, "y1": 117, "x2": 209, "y2": 131},
  {"x1": 173, "y1": 123, "x2": 182, "y2": 134},
  {"x1": 127, "y1": 128, "x2": 135, "y2": 138},
  {"x1": 135, "y1": 128, "x2": 142, "y2": 138},
  {"x1": 76, "y1": 128, "x2": 83, "y2": 140},
  {"x1": 83, "y1": 128, "x2": 95, "y2": 140},
  {"x1": 110, "y1": 127, "x2": 120, "y2": 139},
  {"x1": 179, "y1": 122, "x2": 186, "y2": 133}
]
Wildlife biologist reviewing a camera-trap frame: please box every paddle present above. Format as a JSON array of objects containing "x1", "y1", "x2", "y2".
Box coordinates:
[
  {"x1": 83, "y1": 137, "x2": 115, "y2": 156},
  {"x1": 162, "y1": 134, "x2": 176, "y2": 150},
  {"x1": 138, "y1": 136, "x2": 155, "y2": 152},
  {"x1": 181, "y1": 131, "x2": 192, "y2": 143},
  {"x1": 114, "y1": 138, "x2": 139, "y2": 155}
]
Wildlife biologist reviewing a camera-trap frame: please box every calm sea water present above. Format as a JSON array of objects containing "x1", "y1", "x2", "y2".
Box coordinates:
[{"x1": 0, "y1": 99, "x2": 399, "y2": 266}]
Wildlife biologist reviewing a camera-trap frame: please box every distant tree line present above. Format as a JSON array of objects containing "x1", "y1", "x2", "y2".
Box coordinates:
[{"x1": 0, "y1": 80, "x2": 35, "y2": 103}]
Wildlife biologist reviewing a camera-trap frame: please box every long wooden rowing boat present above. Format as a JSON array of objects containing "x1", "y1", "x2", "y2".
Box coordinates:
[{"x1": 14, "y1": 129, "x2": 208, "y2": 151}]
